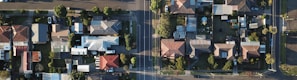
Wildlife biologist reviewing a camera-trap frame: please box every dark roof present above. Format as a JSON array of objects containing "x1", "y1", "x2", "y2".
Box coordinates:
[
  {"x1": 0, "y1": 25, "x2": 29, "y2": 42},
  {"x1": 226, "y1": 0, "x2": 257, "y2": 13},
  {"x1": 190, "y1": 39, "x2": 211, "y2": 54},
  {"x1": 90, "y1": 19, "x2": 121, "y2": 35},
  {"x1": 170, "y1": 0, "x2": 195, "y2": 14}
]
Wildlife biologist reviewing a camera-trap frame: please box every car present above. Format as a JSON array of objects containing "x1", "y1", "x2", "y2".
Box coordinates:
[{"x1": 47, "y1": 17, "x2": 52, "y2": 24}]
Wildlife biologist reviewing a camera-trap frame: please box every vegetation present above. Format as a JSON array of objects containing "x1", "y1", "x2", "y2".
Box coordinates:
[
  {"x1": 54, "y1": 5, "x2": 67, "y2": 18},
  {"x1": 35, "y1": 63, "x2": 44, "y2": 72},
  {"x1": 66, "y1": 16, "x2": 73, "y2": 27},
  {"x1": 35, "y1": 9, "x2": 40, "y2": 14},
  {"x1": 280, "y1": 64, "x2": 297, "y2": 76},
  {"x1": 157, "y1": 13, "x2": 174, "y2": 38},
  {"x1": 268, "y1": 0, "x2": 273, "y2": 6},
  {"x1": 0, "y1": 14, "x2": 5, "y2": 25},
  {"x1": 260, "y1": 0, "x2": 267, "y2": 8},
  {"x1": 0, "y1": 71, "x2": 9, "y2": 79},
  {"x1": 269, "y1": 26, "x2": 277, "y2": 34},
  {"x1": 124, "y1": 34, "x2": 132, "y2": 51},
  {"x1": 176, "y1": 56, "x2": 185, "y2": 70},
  {"x1": 120, "y1": 53, "x2": 128, "y2": 65},
  {"x1": 262, "y1": 27, "x2": 269, "y2": 35},
  {"x1": 208, "y1": 54, "x2": 214, "y2": 65},
  {"x1": 237, "y1": 56, "x2": 244, "y2": 64},
  {"x1": 150, "y1": 0, "x2": 161, "y2": 13},
  {"x1": 71, "y1": 70, "x2": 85, "y2": 80},
  {"x1": 131, "y1": 57, "x2": 136, "y2": 66},
  {"x1": 265, "y1": 53, "x2": 275, "y2": 64},
  {"x1": 222, "y1": 60, "x2": 232, "y2": 71},
  {"x1": 103, "y1": 7, "x2": 112, "y2": 16},
  {"x1": 49, "y1": 52, "x2": 55, "y2": 59},
  {"x1": 80, "y1": 10, "x2": 90, "y2": 26},
  {"x1": 19, "y1": 9, "x2": 25, "y2": 14},
  {"x1": 68, "y1": 33, "x2": 75, "y2": 47},
  {"x1": 248, "y1": 32, "x2": 259, "y2": 41},
  {"x1": 92, "y1": 6, "x2": 100, "y2": 15},
  {"x1": 280, "y1": 34, "x2": 286, "y2": 64}
]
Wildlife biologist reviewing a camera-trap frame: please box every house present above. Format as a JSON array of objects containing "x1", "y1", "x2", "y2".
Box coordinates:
[
  {"x1": 189, "y1": 39, "x2": 211, "y2": 58},
  {"x1": 32, "y1": 51, "x2": 41, "y2": 62},
  {"x1": 42, "y1": 73, "x2": 71, "y2": 80},
  {"x1": 213, "y1": 4, "x2": 235, "y2": 15},
  {"x1": 170, "y1": 0, "x2": 196, "y2": 14},
  {"x1": 241, "y1": 41, "x2": 260, "y2": 60},
  {"x1": 90, "y1": 16, "x2": 122, "y2": 35},
  {"x1": 173, "y1": 25, "x2": 186, "y2": 40},
  {"x1": 161, "y1": 39, "x2": 185, "y2": 59},
  {"x1": 76, "y1": 36, "x2": 119, "y2": 54},
  {"x1": 214, "y1": 43, "x2": 235, "y2": 60},
  {"x1": 51, "y1": 24, "x2": 70, "y2": 53},
  {"x1": 77, "y1": 65, "x2": 90, "y2": 72},
  {"x1": 72, "y1": 22, "x2": 83, "y2": 34},
  {"x1": 249, "y1": 16, "x2": 266, "y2": 29},
  {"x1": 99, "y1": 55, "x2": 119, "y2": 71},
  {"x1": 186, "y1": 15, "x2": 197, "y2": 32},
  {"x1": 225, "y1": 0, "x2": 261, "y2": 14},
  {"x1": 31, "y1": 23, "x2": 49, "y2": 44},
  {"x1": 0, "y1": 25, "x2": 29, "y2": 47}
]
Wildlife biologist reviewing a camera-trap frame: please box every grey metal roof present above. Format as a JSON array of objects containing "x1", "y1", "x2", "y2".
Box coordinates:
[
  {"x1": 31, "y1": 23, "x2": 48, "y2": 44},
  {"x1": 90, "y1": 19, "x2": 121, "y2": 35}
]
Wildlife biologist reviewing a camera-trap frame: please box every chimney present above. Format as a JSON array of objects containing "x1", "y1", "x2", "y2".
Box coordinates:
[{"x1": 52, "y1": 24, "x2": 60, "y2": 33}]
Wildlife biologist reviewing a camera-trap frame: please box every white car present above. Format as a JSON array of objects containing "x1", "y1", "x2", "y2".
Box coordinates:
[{"x1": 47, "y1": 17, "x2": 52, "y2": 24}]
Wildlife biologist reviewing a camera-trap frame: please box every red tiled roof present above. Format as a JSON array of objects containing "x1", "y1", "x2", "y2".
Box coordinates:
[
  {"x1": 161, "y1": 39, "x2": 185, "y2": 59},
  {"x1": 242, "y1": 45, "x2": 260, "y2": 60},
  {"x1": 100, "y1": 55, "x2": 119, "y2": 70},
  {"x1": 0, "y1": 25, "x2": 28, "y2": 42},
  {"x1": 32, "y1": 51, "x2": 41, "y2": 62}
]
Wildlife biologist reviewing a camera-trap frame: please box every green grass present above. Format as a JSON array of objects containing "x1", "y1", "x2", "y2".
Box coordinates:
[
  {"x1": 9, "y1": 16, "x2": 28, "y2": 25},
  {"x1": 281, "y1": 34, "x2": 287, "y2": 64},
  {"x1": 33, "y1": 42, "x2": 51, "y2": 72},
  {"x1": 82, "y1": 56, "x2": 95, "y2": 64},
  {"x1": 193, "y1": 53, "x2": 209, "y2": 70},
  {"x1": 281, "y1": 0, "x2": 287, "y2": 15}
]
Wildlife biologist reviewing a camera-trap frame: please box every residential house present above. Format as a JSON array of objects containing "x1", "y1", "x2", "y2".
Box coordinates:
[
  {"x1": 31, "y1": 23, "x2": 49, "y2": 44},
  {"x1": 0, "y1": 25, "x2": 29, "y2": 49},
  {"x1": 90, "y1": 16, "x2": 122, "y2": 35},
  {"x1": 214, "y1": 42, "x2": 235, "y2": 60},
  {"x1": 75, "y1": 36, "x2": 119, "y2": 54},
  {"x1": 161, "y1": 39, "x2": 185, "y2": 59},
  {"x1": 170, "y1": 0, "x2": 196, "y2": 14},
  {"x1": 173, "y1": 25, "x2": 186, "y2": 40},
  {"x1": 186, "y1": 15, "x2": 197, "y2": 32},
  {"x1": 249, "y1": 16, "x2": 265, "y2": 29},
  {"x1": 71, "y1": 22, "x2": 83, "y2": 34},
  {"x1": 99, "y1": 55, "x2": 119, "y2": 72},
  {"x1": 225, "y1": 0, "x2": 261, "y2": 15},
  {"x1": 213, "y1": 4, "x2": 235, "y2": 15},
  {"x1": 51, "y1": 24, "x2": 70, "y2": 53},
  {"x1": 189, "y1": 38, "x2": 211, "y2": 58},
  {"x1": 71, "y1": 48, "x2": 87, "y2": 55},
  {"x1": 77, "y1": 65, "x2": 90, "y2": 72},
  {"x1": 241, "y1": 41, "x2": 260, "y2": 60},
  {"x1": 42, "y1": 73, "x2": 71, "y2": 80}
]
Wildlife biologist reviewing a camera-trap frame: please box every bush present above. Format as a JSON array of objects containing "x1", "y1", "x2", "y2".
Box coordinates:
[
  {"x1": 68, "y1": 33, "x2": 75, "y2": 47},
  {"x1": 123, "y1": 65, "x2": 129, "y2": 71},
  {"x1": 54, "y1": 5, "x2": 67, "y2": 18},
  {"x1": 35, "y1": 17, "x2": 42, "y2": 22},
  {"x1": 222, "y1": 60, "x2": 232, "y2": 71},
  {"x1": 35, "y1": 9, "x2": 40, "y2": 14},
  {"x1": 269, "y1": 26, "x2": 277, "y2": 34},
  {"x1": 124, "y1": 34, "x2": 132, "y2": 51},
  {"x1": 0, "y1": 71, "x2": 9, "y2": 79},
  {"x1": 120, "y1": 53, "x2": 128, "y2": 65},
  {"x1": 248, "y1": 32, "x2": 259, "y2": 41},
  {"x1": 176, "y1": 56, "x2": 185, "y2": 70},
  {"x1": 208, "y1": 54, "x2": 214, "y2": 65},
  {"x1": 237, "y1": 56, "x2": 243, "y2": 64},
  {"x1": 131, "y1": 57, "x2": 136, "y2": 66},
  {"x1": 66, "y1": 16, "x2": 73, "y2": 27},
  {"x1": 103, "y1": 7, "x2": 112, "y2": 16},
  {"x1": 265, "y1": 53, "x2": 275, "y2": 64},
  {"x1": 92, "y1": 6, "x2": 100, "y2": 15},
  {"x1": 262, "y1": 27, "x2": 269, "y2": 35}
]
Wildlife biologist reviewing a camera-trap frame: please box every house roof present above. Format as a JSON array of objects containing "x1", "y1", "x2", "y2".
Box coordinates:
[
  {"x1": 161, "y1": 39, "x2": 185, "y2": 58},
  {"x1": 170, "y1": 0, "x2": 195, "y2": 14},
  {"x1": 186, "y1": 15, "x2": 197, "y2": 32},
  {"x1": 51, "y1": 30, "x2": 69, "y2": 41},
  {"x1": 32, "y1": 51, "x2": 41, "y2": 62},
  {"x1": 214, "y1": 43, "x2": 235, "y2": 60},
  {"x1": 77, "y1": 65, "x2": 90, "y2": 72},
  {"x1": 31, "y1": 23, "x2": 48, "y2": 44},
  {"x1": 51, "y1": 41, "x2": 69, "y2": 53},
  {"x1": 241, "y1": 42, "x2": 260, "y2": 59},
  {"x1": 0, "y1": 25, "x2": 29, "y2": 42},
  {"x1": 72, "y1": 23, "x2": 83, "y2": 34},
  {"x1": 190, "y1": 39, "x2": 211, "y2": 54},
  {"x1": 213, "y1": 4, "x2": 234, "y2": 15},
  {"x1": 71, "y1": 48, "x2": 87, "y2": 55},
  {"x1": 90, "y1": 19, "x2": 121, "y2": 35},
  {"x1": 226, "y1": 0, "x2": 257, "y2": 13},
  {"x1": 54, "y1": 52, "x2": 71, "y2": 59},
  {"x1": 173, "y1": 25, "x2": 186, "y2": 40},
  {"x1": 78, "y1": 36, "x2": 119, "y2": 52},
  {"x1": 100, "y1": 55, "x2": 119, "y2": 70},
  {"x1": 42, "y1": 73, "x2": 62, "y2": 80},
  {"x1": 13, "y1": 46, "x2": 28, "y2": 56}
]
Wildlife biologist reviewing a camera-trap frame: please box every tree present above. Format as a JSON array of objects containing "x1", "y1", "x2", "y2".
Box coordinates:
[
  {"x1": 208, "y1": 54, "x2": 215, "y2": 65},
  {"x1": 92, "y1": 6, "x2": 100, "y2": 15},
  {"x1": 157, "y1": 13, "x2": 173, "y2": 38},
  {"x1": 262, "y1": 27, "x2": 269, "y2": 35},
  {"x1": 0, "y1": 71, "x2": 9, "y2": 79},
  {"x1": 237, "y1": 56, "x2": 244, "y2": 64},
  {"x1": 35, "y1": 9, "x2": 40, "y2": 14},
  {"x1": 260, "y1": 0, "x2": 267, "y2": 8},
  {"x1": 82, "y1": 18, "x2": 90, "y2": 26},
  {"x1": 131, "y1": 57, "x2": 136, "y2": 66},
  {"x1": 248, "y1": 32, "x2": 259, "y2": 41},
  {"x1": 19, "y1": 9, "x2": 25, "y2": 14},
  {"x1": 176, "y1": 56, "x2": 185, "y2": 70},
  {"x1": 125, "y1": 34, "x2": 132, "y2": 51},
  {"x1": 71, "y1": 70, "x2": 85, "y2": 80},
  {"x1": 48, "y1": 60, "x2": 53, "y2": 68},
  {"x1": 35, "y1": 63, "x2": 44, "y2": 72},
  {"x1": 269, "y1": 26, "x2": 277, "y2": 34},
  {"x1": 213, "y1": 63, "x2": 218, "y2": 69},
  {"x1": 66, "y1": 16, "x2": 73, "y2": 26},
  {"x1": 268, "y1": 0, "x2": 273, "y2": 6},
  {"x1": 103, "y1": 7, "x2": 112, "y2": 16},
  {"x1": 68, "y1": 33, "x2": 75, "y2": 47},
  {"x1": 49, "y1": 52, "x2": 55, "y2": 59},
  {"x1": 120, "y1": 53, "x2": 128, "y2": 65},
  {"x1": 265, "y1": 53, "x2": 275, "y2": 64},
  {"x1": 222, "y1": 60, "x2": 232, "y2": 71},
  {"x1": 54, "y1": 5, "x2": 67, "y2": 18},
  {"x1": 150, "y1": 0, "x2": 161, "y2": 13}
]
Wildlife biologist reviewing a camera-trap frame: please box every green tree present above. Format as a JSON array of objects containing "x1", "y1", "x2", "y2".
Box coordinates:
[
  {"x1": 92, "y1": 6, "x2": 100, "y2": 15},
  {"x1": 176, "y1": 56, "x2": 185, "y2": 70},
  {"x1": 0, "y1": 71, "x2": 9, "y2": 79},
  {"x1": 35, "y1": 9, "x2": 40, "y2": 14},
  {"x1": 103, "y1": 7, "x2": 112, "y2": 16},
  {"x1": 49, "y1": 52, "x2": 55, "y2": 59},
  {"x1": 150, "y1": 0, "x2": 161, "y2": 13},
  {"x1": 66, "y1": 16, "x2": 73, "y2": 26},
  {"x1": 262, "y1": 27, "x2": 269, "y2": 35},
  {"x1": 125, "y1": 34, "x2": 131, "y2": 51},
  {"x1": 54, "y1": 5, "x2": 67, "y2": 18},
  {"x1": 248, "y1": 32, "x2": 259, "y2": 41},
  {"x1": 120, "y1": 53, "x2": 128, "y2": 65},
  {"x1": 208, "y1": 54, "x2": 214, "y2": 65},
  {"x1": 265, "y1": 53, "x2": 275, "y2": 64},
  {"x1": 68, "y1": 33, "x2": 75, "y2": 47},
  {"x1": 237, "y1": 56, "x2": 244, "y2": 64},
  {"x1": 82, "y1": 18, "x2": 90, "y2": 26},
  {"x1": 260, "y1": 0, "x2": 267, "y2": 7},
  {"x1": 131, "y1": 57, "x2": 136, "y2": 66},
  {"x1": 213, "y1": 63, "x2": 218, "y2": 69},
  {"x1": 268, "y1": 0, "x2": 273, "y2": 6},
  {"x1": 222, "y1": 60, "x2": 232, "y2": 71},
  {"x1": 35, "y1": 63, "x2": 44, "y2": 72},
  {"x1": 48, "y1": 60, "x2": 53, "y2": 68},
  {"x1": 269, "y1": 26, "x2": 277, "y2": 34},
  {"x1": 157, "y1": 13, "x2": 173, "y2": 38}
]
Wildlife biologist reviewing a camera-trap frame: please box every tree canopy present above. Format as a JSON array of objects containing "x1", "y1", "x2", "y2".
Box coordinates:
[
  {"x1": 222, "y1": 60, "x2": 232, "y2": 71},
  {"x1": 54, "y1": 5, "x2": 67, "y2": 18},
  {"x1": 157, "y1": 13, "x2": 174, "y2": 38},
  {"x1": 248, "y1": 32, "x2": 259, "y2": 41},
  {"x1": 103, "y1": 7, "x2": 112, "y2": 16},
  {"x1": 176, "y1": 56, "x2": 185, "y2": 70},
  {"x1": 262, "y1": 27, "x2": 269, "y2": 35},
  {"x1": 131, "y1": 57, "x2": 136, "y2": 66},
  {"x1": 120, "y1": 53, "x2": 128, "y2": 65},
  {"x1": 0, "y1": 71, "x2": 9, "y2": 79},
  {"x1": 150, "y1": 0, "x2": 161, "y2": 13},
  {"x1": 208, "y1": 54, "x2": 214, "y2": 65},
  {"x1": 92, "y1": 6, "x2": 100, "y2": 15},
  {"x1": 265, "y1": 53, "x2": 275, "y2": 64},
  {"x1": 269, "y1": 26, "x2": 277, "y2": 34}
]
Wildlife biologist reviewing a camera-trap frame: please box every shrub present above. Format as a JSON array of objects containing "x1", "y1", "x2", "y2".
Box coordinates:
[
  {"x1": 54, "y1": 5, "x2": 67, "y2": 18},
  {"x1": 207, "y1": 54, "x2": 214, "y2": 65},
  {"x1": 222, "y1": 60, "x2": 232, "y2": 71},
  {"x1": 120, "y1": 53, "x2": 128, "y2": 65},
  {"x1": 131, "y1": 57, "x2": 136, "y2": 66},
  {"x1": 265, "y1": 53, "x2": 275, "y2": 64},
  {"x1": 176, "y1": 56, "x2": 185, "y2": 70}
]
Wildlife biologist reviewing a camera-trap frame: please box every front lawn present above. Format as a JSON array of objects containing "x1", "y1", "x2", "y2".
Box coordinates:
[
  {"x1": 192, "y1": 53, "x2": 228, "y2": 70},
  {"x1": 280, "y1": 64, "x2": 297, "y2": 76},
  {"x1": 33, "y1": 42, "x2": 51, "y2": 72},
  {"x1": 281, "y1": 0, "x2": 287, "y2": 15},
  {"x1": 9, "y1": 16, "x2": 29, "y2": 25}
]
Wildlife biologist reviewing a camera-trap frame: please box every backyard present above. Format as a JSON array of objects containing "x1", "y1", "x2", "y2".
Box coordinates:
[
  {"x1": 33, "y1": 42, "x2": 51, "y2": 72},
  {"x1": 213, "y1": 16, "x2": 236, "y2": 43}
]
